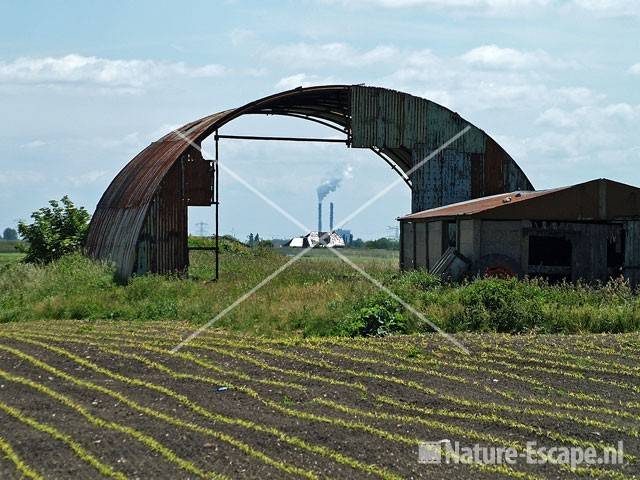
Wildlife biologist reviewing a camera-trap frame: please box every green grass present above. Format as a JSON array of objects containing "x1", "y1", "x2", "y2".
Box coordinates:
[
  {"x1": 0, "y1": 253, "x2": 25, "y2": 267},
  {"x1": 0, "y1": 240, "x2": 24, "y2": 253},
  {"x1": 277, "y1": 246, "x2": 398, "y2": 262},
  {"x1": 0, "y1": 245, "x2": 639, "y2": 336}
]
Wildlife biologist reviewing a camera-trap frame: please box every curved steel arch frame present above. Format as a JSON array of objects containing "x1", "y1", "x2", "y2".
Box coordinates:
[{"x1": 86, "y1": 84, "x2": 533, "y2": 279}]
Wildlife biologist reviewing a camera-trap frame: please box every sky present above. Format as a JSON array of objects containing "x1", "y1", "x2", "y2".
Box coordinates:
[{"x1": 0, "y1": 0, "x2": 639, "y2": 241}]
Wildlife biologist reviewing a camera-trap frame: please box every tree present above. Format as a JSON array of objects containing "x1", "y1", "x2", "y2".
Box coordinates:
[
  {"x1": 351, "y1": 238, "x2": 365, "y2": 248},
  {"x1": 247, "y1": 233, "x2": 254, "y2": 246},
  {"x1": 18, "y1": 196, "x2": 91, "y2": 264},
  {"x1": 2, "y1": 228, "x2": 17, "y2": 241},
  {"x1": 365, "y1": 237, "x2": 399, "y2": 250},
  {"x1": 254, "y1": 233, "x2": 260, "y2": 244}
]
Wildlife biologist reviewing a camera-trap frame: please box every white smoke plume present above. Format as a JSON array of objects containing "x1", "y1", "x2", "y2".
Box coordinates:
[{"x1": 317, "y1": 164, "x2": 353, "y2": 202}]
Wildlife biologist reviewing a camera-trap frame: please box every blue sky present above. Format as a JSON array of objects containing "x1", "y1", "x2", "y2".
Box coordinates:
[{"x1": 1, "y1": 0, "x2": 639, "y2": 241}]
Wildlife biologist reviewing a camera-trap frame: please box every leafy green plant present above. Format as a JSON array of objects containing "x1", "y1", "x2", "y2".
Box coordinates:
[
  {"x1": 333, "y1": 294, "x2": 407, "y2": 337},
  {"x1": 18, "y1": 196, "x2": 90, "y2": 264},
  {"x1": 451, "y1": 278, "x2": 544, "y2": 333}
]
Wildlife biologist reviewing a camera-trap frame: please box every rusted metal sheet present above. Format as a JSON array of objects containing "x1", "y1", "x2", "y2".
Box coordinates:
[
  {"x1": 351, "y1": 86, "x2": 428, "y2": 150},
  {"x1": 350, "y1": 86, "x2": 532, "y2": 213},
  {"x1": 410, "y1": 148, "x2": 473, "y2": 210},
  {"x1": 183, "y1": 147, "x2": 214, "y2": 207},
  {"x1": 483, "y1": 137, "x2": 505, "y2": 196},
  {"x1": 87, "y1": 84, "x2": 532, "y2": 279},
  {"x1": 400, "y1": 179, "x2": 640, "y2": 222}
]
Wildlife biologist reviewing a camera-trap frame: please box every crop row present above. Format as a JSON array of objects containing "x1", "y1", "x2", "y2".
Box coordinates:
[
  {"x1": 9, "y1": 330, "x2": 638, "y2": 478},
  {"x1": 0, "y1": 333, "x2": 591, "y2": 480},
  {"x1": 0, "y1": 435, "x2": 43, "y2": 480},
  {"x1": 0, "y1": 365, "x2": 224, "y2": 479},
  {"x1": 109, "y1": 327, "x2": 640, "y2": 437},
  {"x1": 0, "y1": 336, "x2": 400, "y2": 480}
]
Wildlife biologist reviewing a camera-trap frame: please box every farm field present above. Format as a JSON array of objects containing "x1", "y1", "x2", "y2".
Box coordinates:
[
  {"x1": 277, "y1": 246, "x2": 398, "y2": 262},
  {"x1": 0, "y1": 320, "x2": 638, "y2": 479},
  {"x1": 0, "y1": 241, "x2": 24, "y2": 267},
  {"x1": 0, "y1": 253, "x2": 24, "y2": 268}
]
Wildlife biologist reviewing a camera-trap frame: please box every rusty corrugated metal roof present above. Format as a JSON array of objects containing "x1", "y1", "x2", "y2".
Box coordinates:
[
  {"x1": 399, "y1": 179, "x2": 640, "y2": 222},
  {"x1": 399, "y1": 189, "x2": 561, "y2": 221}
]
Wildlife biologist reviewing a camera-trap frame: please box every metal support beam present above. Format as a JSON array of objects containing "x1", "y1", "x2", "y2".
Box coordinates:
[
  {"x1": 215, "y1": 134, "x2": 347, "y2": 143},
  {"x1": 370, "y1": 147, "x2": 413, "y2": 189},
  {"x1": 214, "y1": 130, "x2": 220, "y2": 281}
]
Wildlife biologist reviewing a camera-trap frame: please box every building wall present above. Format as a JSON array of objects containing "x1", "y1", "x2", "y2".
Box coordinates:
[
  {"x1": 475, "y1": 220, "x2": 524, "y2": 276},
  {"x1": 400, "y1": 217, "x2": 636, "y2": 286},
  {"x1": 428, "y1": 221, "x2": 443, "y2": 268},
  {"x1": 415, "y1": 222, "x2": 428, "y2": 269},
  {"x1": 624, "y1": 221, "x2": 640, "y2": 286},
  {"x1": 401, "y1": 221, "x2": 415, "y2": 270},
  {"x1": 135, "y1": 160, "x2": 188, "y2": 276},
  {"x1": 458, "y1": 219, "x2": 477, "y2": 262}
]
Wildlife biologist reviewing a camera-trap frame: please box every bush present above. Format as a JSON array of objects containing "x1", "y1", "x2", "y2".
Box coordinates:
[
  {"x1": 396, "y1": 269, "x2": 442, "y2": 291},
  {"x1": 18, "y1": 196, "x2": 90, "y2": 264},
  {"x1": 333, "y1": 294, "x2": 407, "y2": 337},
  {"x1": 450, "y1": 278, "x2": 544, "y2": 333}
]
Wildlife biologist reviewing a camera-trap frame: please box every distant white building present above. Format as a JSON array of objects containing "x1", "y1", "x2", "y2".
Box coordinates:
[{"x1": 284, "y1": 231, "x2": 345, "y2": 248}]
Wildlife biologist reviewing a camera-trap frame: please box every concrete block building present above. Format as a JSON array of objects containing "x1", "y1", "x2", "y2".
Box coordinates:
[{"x1": 398, "y1": 179, "x2": 640, "y2": 285}]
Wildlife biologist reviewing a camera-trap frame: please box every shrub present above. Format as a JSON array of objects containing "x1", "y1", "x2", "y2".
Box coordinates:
[
  {"x1": 18, "y1": 196, "x2": 90, "y2": 264},
  {"x1": 333, "y1": 294, "x2": 407, "y2": 337},
  {"x1": 396, "y1": 269, "x2": 442, "y2": 291},
  {"x1": 450, "y1": 278, "x2": 544, "y2": 333}
]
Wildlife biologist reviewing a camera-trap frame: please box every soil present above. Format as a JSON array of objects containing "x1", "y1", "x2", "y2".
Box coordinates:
[{"x1": 0, "y1": 321, "x2": 638, "y2": 479}]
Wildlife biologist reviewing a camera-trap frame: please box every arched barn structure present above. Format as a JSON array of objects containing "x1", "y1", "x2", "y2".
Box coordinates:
[{"x1": 86, "y1": 85, "x2": 533, "y2": 280}]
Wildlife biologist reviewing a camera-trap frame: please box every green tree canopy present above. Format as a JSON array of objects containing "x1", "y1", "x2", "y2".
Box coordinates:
[
  {"x1": 18, "y1": 196, "x2": 90, "y2": 263},
  {"x1": 2, "y1": 227, "x2": 18, "y2": 241}
]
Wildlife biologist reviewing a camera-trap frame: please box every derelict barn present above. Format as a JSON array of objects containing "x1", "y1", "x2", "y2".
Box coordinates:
[
  {"x1": 87, "y1": 85, "x2": 532, "y2": 280},
  {"x1": 399, "y1": 179, "x2": 640, "y2": 286}
]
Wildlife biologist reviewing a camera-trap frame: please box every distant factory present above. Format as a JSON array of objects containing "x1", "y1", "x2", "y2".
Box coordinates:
[{"x1": 285, "y1": 201, "x2": 349, "y2": 248}]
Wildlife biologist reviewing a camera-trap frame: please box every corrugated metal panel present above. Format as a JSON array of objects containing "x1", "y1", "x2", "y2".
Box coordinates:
[
  {"x1": 624, "y1": 220, "x2": 640, "y2": 287},
  {"x1": 410, "y1": 148, "x2": 474, "y2": 211},
  {"x1": 350, "y1": 85, "x2": 531, "y2": 213},
  {"x1": 401, "y1": 222, "x2": 415, "y2": 269},
  {"x1": 415, "y1": 222, "x2": 428, "y2": 268}
]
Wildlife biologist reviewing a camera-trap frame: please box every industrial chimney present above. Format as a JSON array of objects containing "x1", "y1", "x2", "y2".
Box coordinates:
[
  {"x1": 329, "y1": 202, "x2": 334, "y2": 231},
  {"x1": 317, "y1": 202, "x2": 322, "y2": 232}
]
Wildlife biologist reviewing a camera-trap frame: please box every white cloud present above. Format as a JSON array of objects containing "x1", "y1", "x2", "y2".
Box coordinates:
[
  {"x1": 572, "y1": 0, "x2": 640, "y2": 16},
  {"x1": 20, "y1": 140, "x2": 47, "y2": 149},
  {"x1": 265, "y1": 43, "x2": 398, "y2": 68},
  {"x1": 323, "y1": 0, "x2": 550, "y2": 10},
  {"x1": 0, "y1": 54, "x2": 228, "y2": 90},
  {"x1": 0, "y1": 170, "x2": 46, "y2": 186},
  {"x1": 322, "y1": 0, "x2": 640, "y2": 15},
  {"x1": 230, "y1": 28, "x2": 257, "y2": 46},
  {"x1": 630, "y1": 63, "x2": 640, "y2": 75},
  {"x1": 536, "y1": 103, "x2": 640, "y2": 128},
  {"x1": 275, "y1": 73, "x2": 338, "y2": 90},
  {"x1": 66, "y1": 170, "x2": 109, "y2": 186},
  {"x1": 460, "y1": 45, "x2": 565, "y2": 70}
]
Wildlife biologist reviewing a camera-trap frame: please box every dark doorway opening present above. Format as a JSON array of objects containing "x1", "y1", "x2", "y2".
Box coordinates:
[
  {"x1": 607, "y1": 230, "x2": 625, "y2": 278},
  {"x1": 528, "y1": 235, "x2": 572, "y2": 282}
]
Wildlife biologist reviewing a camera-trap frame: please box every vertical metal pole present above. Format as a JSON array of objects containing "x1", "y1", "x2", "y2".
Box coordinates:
[{"x1": 215, "y1": 130, "x2": 220, "y2": 281}]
